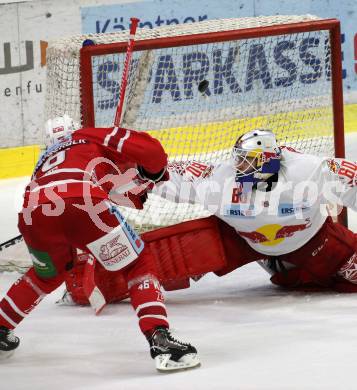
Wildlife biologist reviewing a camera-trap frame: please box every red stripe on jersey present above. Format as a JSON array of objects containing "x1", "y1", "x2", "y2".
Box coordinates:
[
  {"x1": 139, "y1": 316, "x2": 169, "y2": 333},
  {"x1": 107, "y1": 127, "x2": 128, "y2": 151}
]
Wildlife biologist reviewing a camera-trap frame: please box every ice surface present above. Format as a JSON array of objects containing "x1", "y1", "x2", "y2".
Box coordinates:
[
  {"x1": 2, "y1": 266, "x2": 357, "y2": 390},
  {"x1": 1, "y1": 133, "x2": 357, "y2": 389}
]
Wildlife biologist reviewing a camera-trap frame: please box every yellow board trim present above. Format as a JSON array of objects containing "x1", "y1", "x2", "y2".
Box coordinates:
[
  {"x1": 0, "y1": 145, "x2": 41, "y2": 179},
  {"x1": 147, "y1": 114, "x2": 308, "y2": 156},
  {"x1": 0, "y1": 104, "x2": 356, "y2": 179},
  {"x1": 344, "y1": 104, "x2": 357, "y2": 134},
  {"x1": 148, "y1": 103, "x2": 357, "y2": 156}
]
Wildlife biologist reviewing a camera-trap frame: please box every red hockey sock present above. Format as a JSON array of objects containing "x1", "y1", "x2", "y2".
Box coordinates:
[
  {"x1": 0, "y1": 267, "x2": 64, "y2": 329},
  {"x1": 128, "y1": 275, "x2": 169, "y2": 334}
]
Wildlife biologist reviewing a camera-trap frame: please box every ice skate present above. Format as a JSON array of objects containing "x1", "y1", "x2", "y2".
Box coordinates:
[
  {"x1": 0, "y1": 326, "x2": 20, "y2": 359},
  {"x1": 147, "y1": 326, "x2": 200, "y2": 372}
]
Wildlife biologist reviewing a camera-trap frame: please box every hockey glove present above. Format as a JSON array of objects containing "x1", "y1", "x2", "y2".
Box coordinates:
[{"x1": 137, "y1": 165, "x2": 169, "y2": 184}]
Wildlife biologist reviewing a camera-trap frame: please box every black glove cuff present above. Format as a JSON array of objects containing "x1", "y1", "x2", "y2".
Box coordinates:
[{"x1": 137, "y1": 165, "x2": 167, "y2": 182}]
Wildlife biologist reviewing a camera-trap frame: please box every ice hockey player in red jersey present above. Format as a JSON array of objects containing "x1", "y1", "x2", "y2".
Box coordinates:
[
  {"x1": 60, "y1": 129, "x2": 357, "y2": 306},
  {"x1": 0, "y1": 115, "x2": 200, "y2": 372}
]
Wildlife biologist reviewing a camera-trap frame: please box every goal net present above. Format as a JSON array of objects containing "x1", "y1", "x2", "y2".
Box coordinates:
[{"x1": 0, "y1": 15, "x2": 345, "y2": 271}]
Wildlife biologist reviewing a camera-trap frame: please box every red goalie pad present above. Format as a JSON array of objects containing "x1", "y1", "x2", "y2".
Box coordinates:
[
  {"x1": 142, "y1": 216, "x2": 228, "y2": 282},
  {"x1": 65, "y1": 216, "x2": 357, "y2": 309},
  {"x1": 64, "y1": 252, "x2": 129, "y2": 308},
  {"x1": 65, "y1": 216, "x2": 231, "y2": 306}
]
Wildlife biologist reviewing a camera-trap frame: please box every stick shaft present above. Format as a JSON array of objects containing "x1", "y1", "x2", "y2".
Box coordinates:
[
  {"x1": 114, "y1": 17, "x2": 140, "y2": 127},
  {"x1": 0, "y1": 235, "x2": 23, "y2": 252}
]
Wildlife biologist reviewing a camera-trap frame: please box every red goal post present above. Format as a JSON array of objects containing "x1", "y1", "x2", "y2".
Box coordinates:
[{"x1": 45, "y1": 15, "x2": 346, "y2": 231}]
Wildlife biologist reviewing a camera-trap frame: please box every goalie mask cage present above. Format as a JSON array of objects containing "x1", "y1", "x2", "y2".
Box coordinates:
[{"x1": 0, "y1": 15, "x2": 345, "y2": 272}]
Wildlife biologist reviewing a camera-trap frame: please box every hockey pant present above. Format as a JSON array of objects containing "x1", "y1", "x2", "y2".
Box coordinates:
[{"x1": 0, "y1": 198, "x2": 168, "y2": 333}]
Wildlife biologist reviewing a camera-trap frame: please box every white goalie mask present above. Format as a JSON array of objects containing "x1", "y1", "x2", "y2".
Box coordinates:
[
  {"x1": 44, "y1": 114, "x2": 79, "y2": 146},
  {"x1": 232, "y1": 129, "x2": 281, "y2": 184}
]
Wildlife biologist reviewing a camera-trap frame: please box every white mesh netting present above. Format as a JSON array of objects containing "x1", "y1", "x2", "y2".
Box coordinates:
[{"x1": 45, "y1": 15, "x2": 337, "y2": 230}]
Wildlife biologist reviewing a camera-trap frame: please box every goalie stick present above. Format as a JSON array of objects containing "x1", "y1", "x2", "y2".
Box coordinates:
[{"x1": 114, "y1": 17, "x2": 140, "y2": 127}]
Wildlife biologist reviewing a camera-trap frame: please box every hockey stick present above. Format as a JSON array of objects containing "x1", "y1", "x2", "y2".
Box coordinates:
[
  {"x1": 114, "y1": 17, "x2": 140, "y2": 127},
  {"x1": 85, "y1": 17, "x2": 140, "y2": 313},
  {"x1": 0, "y1": 234, "x2": 23, "y2": 252}
]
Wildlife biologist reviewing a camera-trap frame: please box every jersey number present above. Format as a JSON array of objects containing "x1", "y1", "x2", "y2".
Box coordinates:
[
  {"x1": 42, "y1": 150, "x2": 66, "y2": 172},
  {"x1": 186, "y1": 162, "x2": 209, "y2": 178},
  {"x1": 338, "y1": 160, "x2": 357, "y2": 184}
]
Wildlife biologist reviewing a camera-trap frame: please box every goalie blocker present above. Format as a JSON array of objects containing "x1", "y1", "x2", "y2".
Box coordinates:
[{"x1": 64, "y1": 214, "x2": 357, "y2": 311}]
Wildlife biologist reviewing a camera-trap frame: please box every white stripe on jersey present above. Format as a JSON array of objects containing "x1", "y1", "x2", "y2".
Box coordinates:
[
  {"x1": 103, "y1": 126, "x2": 119, "y2": 146},
  {"x1": 23, "y1": 275, "x2": 46, "y2": 298},
  {"x1": 0, "y1": 308, "x2": 17, "y2": 328},
  {"x1": 4, "y1": 296, "x2": 27, "y2": 318},
  {"x1": 138, "y1": 314, "x2": 168, "y2": 321},
  {"x1": 43, "y1": 168, "x2": 89, "y2": 177},
  {"x1": 135, "y1": 302, "x2": 166, "y2": 314},
  {"x1": 117, "y1": 129, "x2": 130, "y2": 153}
]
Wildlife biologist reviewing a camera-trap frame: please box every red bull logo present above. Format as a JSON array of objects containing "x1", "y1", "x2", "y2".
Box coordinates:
[
  {"x1": 327, "y1": 159, "x2": 340, "y2": 174},
  {"x1": 238, "y1": 220, "x2": 312, "y2": 246}
]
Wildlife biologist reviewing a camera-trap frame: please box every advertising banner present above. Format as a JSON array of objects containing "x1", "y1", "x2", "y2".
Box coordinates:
[{"x1": 1, "y1": 0, "x2": 357, "y2": 148}]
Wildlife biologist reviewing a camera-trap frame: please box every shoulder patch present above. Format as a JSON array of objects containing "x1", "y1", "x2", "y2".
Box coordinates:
[
  {"x1": 168, "y1": 161, "x2": 213, "y2": 180},
  {"x1": 326, "y1": 159, "x2": 340, "y2": 174}
]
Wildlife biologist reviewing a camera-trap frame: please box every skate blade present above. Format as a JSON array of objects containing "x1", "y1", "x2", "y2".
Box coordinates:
[
  {"x1": 155, "y1": 353, "x2": 201, "y2": 372},
  {"x1": 0, "y1": 349, "x2": 16, "y2": 360}
]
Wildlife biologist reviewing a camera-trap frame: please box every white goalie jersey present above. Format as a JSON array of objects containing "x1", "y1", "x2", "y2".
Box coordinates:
[{"x1": 154, "y1": 148, "x2": 357, "y2": 256}]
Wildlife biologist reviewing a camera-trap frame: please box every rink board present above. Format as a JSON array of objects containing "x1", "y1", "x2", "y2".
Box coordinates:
[{"x1": 1, "y1": 103, "x2": 357, "y2": 179}]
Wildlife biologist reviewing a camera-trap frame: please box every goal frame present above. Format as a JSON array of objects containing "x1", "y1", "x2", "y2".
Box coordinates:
[{"x1": 80, "y1": 18, "x2": 345, "y2": 158}]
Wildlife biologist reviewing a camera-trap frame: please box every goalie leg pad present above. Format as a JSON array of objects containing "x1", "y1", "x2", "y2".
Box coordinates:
[
  {"x1": 214, "y1": 218, "x2": 264, "y2": 276},
  {"x1": 64, "y1": 252, "x2": 91, "y2": 305},
  {"x1": 64, "y1": 216, "x2": 263, "y2": 308},
  {"x1": 280, "y1": 217, "x2": 357, "y2": 286},
  {"x1": 65, "y1": 251, "x2": 130, "y2": 311},
  {"x1": 142, "y1": 216, "x2": 228, "y2": 281},
  {"x1": 267, "y1": 219, "x2": 357, "y2": 291}
]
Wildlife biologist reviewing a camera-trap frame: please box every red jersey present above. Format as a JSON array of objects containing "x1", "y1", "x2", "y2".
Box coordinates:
[{"x1": 24, "y1": 127, "x2": 167, "y2": 208}]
